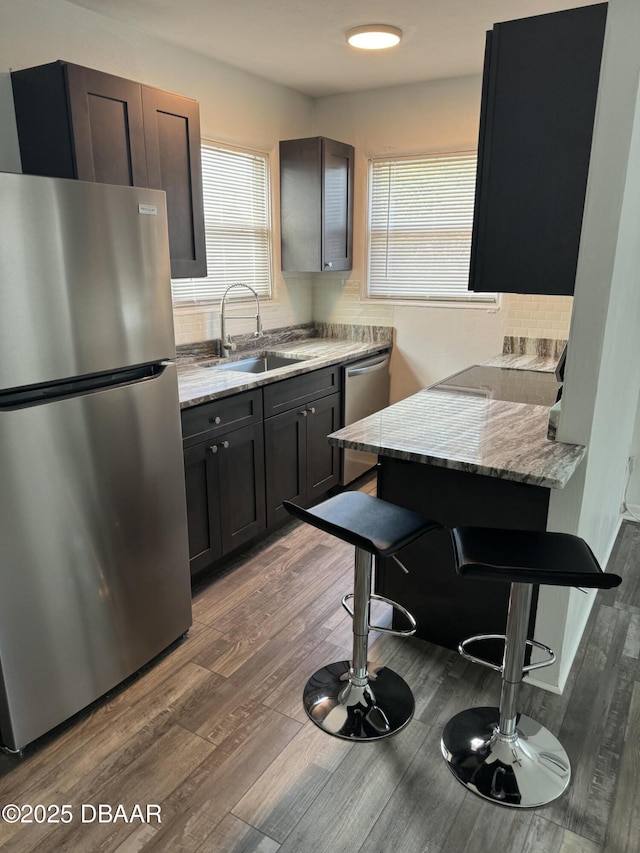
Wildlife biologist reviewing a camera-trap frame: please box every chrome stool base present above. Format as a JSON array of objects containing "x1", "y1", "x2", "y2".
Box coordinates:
[
  {"x1": 441, "y1": 706, "x2": 570, "y2": 808},
  {"x1": 303, "y1": 660, "x2": 415, "y2": 741}
]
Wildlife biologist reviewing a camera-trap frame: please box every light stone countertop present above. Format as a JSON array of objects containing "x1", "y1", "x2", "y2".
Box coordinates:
[
  {"x1": 482, "y1": 352, "x2": 560, "y2": 372},
  {"x1": 328, "y1": 376, "x2": 585, "y2": 489},
  {"x1": 177, "y1": 338, "x2": 391, "y2": 409}
]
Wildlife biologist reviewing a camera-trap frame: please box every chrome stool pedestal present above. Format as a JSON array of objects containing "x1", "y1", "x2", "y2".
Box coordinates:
[
  {"x1": 284, "y1": 492, "x2": 440, "y2": 741},
  {"x1": 441, "y1": 526, "x2": 622, "y2": 808}
]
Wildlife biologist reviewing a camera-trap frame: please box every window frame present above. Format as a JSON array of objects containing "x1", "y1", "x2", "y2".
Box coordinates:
[
  {"x1": 171, "y1": 139, "x2": 274, "y2": 306},
  {"x1": 365, "y1": 150, "x2": 497, "y2": 307}
]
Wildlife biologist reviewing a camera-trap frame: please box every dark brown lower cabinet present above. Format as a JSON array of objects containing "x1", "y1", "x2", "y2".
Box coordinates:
[
  {"x1": 306, "y1": 393, "x2": 342, "y2": 503},
  {"x1": 183, "y1": 422, "x2": 265, "y2": 577},
  {"x1": 263, "y1": 407, "x2": 306, "y2": 529},
  {"x1": 181, "y1": 367, "x2": 343, "y2": 576},
  {"x1": 264, "y1": 392, "x2": 341, "y2": 528}
]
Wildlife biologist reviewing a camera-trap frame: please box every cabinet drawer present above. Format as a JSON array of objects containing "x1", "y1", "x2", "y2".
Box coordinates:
[
  {"x1": 263, "y1": 366, "x2": 342, "y2": 418},
  {"x1": 181, "y1": 389, "x2": 262, "y2": 447}
]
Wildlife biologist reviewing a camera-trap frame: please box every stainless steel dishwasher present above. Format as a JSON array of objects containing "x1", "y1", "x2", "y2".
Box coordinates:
[{"x1": 341, "y1": 352, "x2": 390, "y2": 484}]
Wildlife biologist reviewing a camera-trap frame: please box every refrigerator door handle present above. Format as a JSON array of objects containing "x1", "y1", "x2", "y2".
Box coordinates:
[{"x1": 0, "y1": 362, "x2": 169, "y2": 411}]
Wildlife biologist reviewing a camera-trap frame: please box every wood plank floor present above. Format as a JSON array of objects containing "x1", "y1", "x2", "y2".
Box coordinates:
[{"x1": 1, "y1": 479, "x2": 639, "y2": 852}]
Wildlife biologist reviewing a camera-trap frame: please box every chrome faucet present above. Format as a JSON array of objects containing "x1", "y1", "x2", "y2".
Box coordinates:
[{"x1": 220, "y1": 282, "x2": 263, "y2": 355}]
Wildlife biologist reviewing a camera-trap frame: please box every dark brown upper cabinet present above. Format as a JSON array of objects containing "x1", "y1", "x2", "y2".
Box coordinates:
[
  {"x1": 469, "y1": 4, "x2": 607, "y2": 296},
  {"x1": 11, "y1": 61, "x2": 206, "y2": 279},
  {"x1": 280, "y1": 136, "x2": 354, "y2": 272}
]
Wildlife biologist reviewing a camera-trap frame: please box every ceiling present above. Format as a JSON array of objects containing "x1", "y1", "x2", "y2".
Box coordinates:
[{"x1": 66, "y1": 0, "x2": 601, "y2": 98}]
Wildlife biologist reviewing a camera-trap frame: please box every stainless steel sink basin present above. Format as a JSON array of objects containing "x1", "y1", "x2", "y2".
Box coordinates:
[{"x1": 211, "y1": 354, "x2": 307, "y2": 374}]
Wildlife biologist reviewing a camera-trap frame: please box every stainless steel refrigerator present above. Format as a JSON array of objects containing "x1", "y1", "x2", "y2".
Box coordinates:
[{"x1": 0, "y1": 172, "x2": 192, "y2": 752}]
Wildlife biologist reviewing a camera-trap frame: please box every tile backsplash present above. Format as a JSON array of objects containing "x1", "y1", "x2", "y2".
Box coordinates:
[
  {"x1": 503, "y1": 293, "x2": 573, "y2": 340},
  {"x1": 172, "y1": 276, "x2": 573, "y2": 351},
  {"x1": 172, "y1": 276, "x2": 313, "y2": 346},
  {"x1": 312, "y1": 277, "x2": 395, "y2": 327}
]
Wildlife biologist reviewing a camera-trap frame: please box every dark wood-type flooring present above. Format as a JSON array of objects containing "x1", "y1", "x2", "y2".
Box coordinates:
[{"x1": 1, "y1": 477, "x2": 639, "y2": 852}]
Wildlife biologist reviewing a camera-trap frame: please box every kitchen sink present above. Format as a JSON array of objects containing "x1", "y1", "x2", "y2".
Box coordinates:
[{"x1": 211, "y1": 354, "x2": 307, "y2": 374}]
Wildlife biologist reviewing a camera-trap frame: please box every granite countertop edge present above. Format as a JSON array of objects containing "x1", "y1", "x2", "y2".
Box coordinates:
[
  {"x1": 329, "y1": 433, "x2": 585, "y2": 489},
  {"x1": 177, "y1": 339, "x2": 391, "y2": 409},
  {"x1": 328, "y1": 382, "x2": 586, "y2": 490}
]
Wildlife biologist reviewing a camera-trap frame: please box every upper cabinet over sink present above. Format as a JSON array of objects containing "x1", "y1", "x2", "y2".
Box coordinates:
[
  {"x1": 469, "y1": 4, "x2": 607, "y2": 296},
  {"x1": 11, "y1": 61, "x2": 207, "y2": 279},
  {"x1": 280, "y1": 136, "x2": 354, "y2": 273}
]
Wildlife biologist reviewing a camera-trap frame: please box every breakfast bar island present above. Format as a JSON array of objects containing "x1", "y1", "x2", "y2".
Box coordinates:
[{"x1": 328, "y1": 363, "x2": 586, "y2": 663}]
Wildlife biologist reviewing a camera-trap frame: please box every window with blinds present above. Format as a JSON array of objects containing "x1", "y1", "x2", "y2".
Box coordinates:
[
  {"x1": 367, "y1": 151, "x2": 494, "y2": 302},
  {"x1": 171, "y1": 141, "x2": 272, "y2": 304}
]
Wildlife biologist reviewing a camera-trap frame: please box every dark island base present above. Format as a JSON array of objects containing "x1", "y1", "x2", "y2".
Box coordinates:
[{"x1": 376, "y1": 459, "x2": 550, "y2": 663}]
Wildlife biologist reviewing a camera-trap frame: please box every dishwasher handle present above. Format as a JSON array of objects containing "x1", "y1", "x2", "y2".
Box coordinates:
[{"x1": 346, "y1": 355, "x2": 390, "y2": 377}]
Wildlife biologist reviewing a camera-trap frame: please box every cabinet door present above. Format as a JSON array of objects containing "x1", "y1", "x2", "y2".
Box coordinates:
[
  {"x1": 264, "y1": 407, "x2": 307, "y2": 529},
  {"x1": 215, "y1": 423, "x2": 266, "y2": 554},
  {"x1": 279, "y1": 136, "x2": 354, "y2": 272},
  {"x1": 183, "y1": 439, "x2": 222, "y2": 576},
  {"x1": 142, "y1": 87, "x2": 207, "y2": 279},
  {"x1": 469, "y1": 4, "x2": 607, "y2": 295},
  {"x1": 65, "y1": 64, "x2": 148, "y2": 186},
  {"x1": 305, "y1": 392, "x2": 341, "y2": 503},
  {"x1": 322, "y1": 138, "x2": 354, "y2": 272}
]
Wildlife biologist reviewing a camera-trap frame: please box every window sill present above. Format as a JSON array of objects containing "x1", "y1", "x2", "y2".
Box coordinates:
[
  {"x1": 362, "y1": 294, "x2": 501, "y2": 311},
  {"x1": 173, "y1": 297, "x2": 276, "y2": 313}
]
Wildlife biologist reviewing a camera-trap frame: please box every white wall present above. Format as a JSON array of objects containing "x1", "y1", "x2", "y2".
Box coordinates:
[
  {"x1": 531, "y1": 0, "x2": 640, "y2": 691},
  {"x1": 312, "y1": 77, "x2": 508, "y2": 402},
  {"x1": 628, "y1": 395, "x2": 640, "y2": 516},
  {"x1": 0, "y1": 0, "x2": 315, "y2": 345}
]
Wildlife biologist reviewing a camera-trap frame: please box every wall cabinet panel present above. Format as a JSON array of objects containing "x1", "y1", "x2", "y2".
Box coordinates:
[
  {"x1": 469, "y1": 4, "x2": 607, "y2": 295},
  {"x1": 280, "y1": 137, "x2": 354, "y2": 272},
  {"x1": 11, "y1": 60, "x2": 206, "y2": 279}
]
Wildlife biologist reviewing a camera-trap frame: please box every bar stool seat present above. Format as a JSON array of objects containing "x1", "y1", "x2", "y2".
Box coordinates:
[
  {"x1": 441, "y1": 526, "x2": 622, "y2": 808},
  {"x1": 284, "y1": 492, "x2": 440, "y2": 741}
]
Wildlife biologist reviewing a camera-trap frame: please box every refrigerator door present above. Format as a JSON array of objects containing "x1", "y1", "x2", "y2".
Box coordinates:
[
  {"x1": 0, "y1": 364, "x2": 191, "y2": 751},
  {"x1": 0, "y1": 172, "x2": 175, "y2": 392}
]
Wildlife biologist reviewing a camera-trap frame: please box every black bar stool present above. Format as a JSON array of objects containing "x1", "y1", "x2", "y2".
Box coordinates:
[
  {"x1": 441, "y1": 526, "x2": 622, "y2": 808},
  {"x1": 284, "y1": 492, "x2": 441, "y2": 741}
]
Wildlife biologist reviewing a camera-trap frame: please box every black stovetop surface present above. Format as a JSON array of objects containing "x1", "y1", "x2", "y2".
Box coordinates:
[{"x1": 433, "y1": 365, "x2": 561, "y2": 407}]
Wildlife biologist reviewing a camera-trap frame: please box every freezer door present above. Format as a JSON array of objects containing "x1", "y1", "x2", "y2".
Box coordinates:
[
  {"x1": 0, "y1": 364, "x2": 191, "y2": 751},
  {"x1": 0, "y1": 172, "x2": 175, "y2": 391}
]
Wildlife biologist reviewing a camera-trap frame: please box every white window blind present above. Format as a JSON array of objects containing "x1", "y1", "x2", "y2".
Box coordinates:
[
  {"x1": 171, "y1": 142, "x2": 272, "y2": 304},
  {"x1": 368, "y1": 152, "x2": 492, "y2": 301}
]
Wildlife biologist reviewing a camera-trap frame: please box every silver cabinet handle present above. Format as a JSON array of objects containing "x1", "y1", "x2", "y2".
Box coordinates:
[
  {"x1": 299, "y1": 410, "x2": 308, "y2": 417},
  {"x1": 324, "y1": 261, "x2": 333, "y2": 269},
  {"x1": 209, "y1": 415, "x2": 221, "y2": 425},
  {"x1": 221, "y1": 440, "x2": 230, "y2": 449},
  {"x1": 209, "y1": 445, "x2": 218, "y2": 454},
  {"x1": 307, "y1": 406, "x2": 316, "y2": 414}
]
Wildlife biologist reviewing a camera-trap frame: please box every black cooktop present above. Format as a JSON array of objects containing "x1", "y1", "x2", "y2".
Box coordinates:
[{"x1": 432, "y1": 365, "x2": 561, "y2": 407}]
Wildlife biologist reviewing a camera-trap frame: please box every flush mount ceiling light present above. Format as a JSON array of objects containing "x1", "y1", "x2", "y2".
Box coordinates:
[{"x1": 346, "y1": 25, "x2": 403, "y2": 50}]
